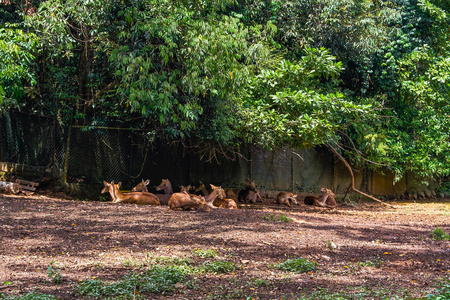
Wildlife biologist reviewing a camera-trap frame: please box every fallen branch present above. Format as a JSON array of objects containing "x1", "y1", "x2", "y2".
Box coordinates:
[{"x1": 326, "y1": 142, "x2": 395, "y2": 208}]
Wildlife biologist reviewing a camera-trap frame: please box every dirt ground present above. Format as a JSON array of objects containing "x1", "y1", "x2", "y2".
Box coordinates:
[{"x1": 0, "y1": 191, "x2": 449, "y2": 299}]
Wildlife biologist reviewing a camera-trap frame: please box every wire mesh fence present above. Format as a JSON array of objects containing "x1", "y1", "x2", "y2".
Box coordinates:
[
  {"x1": 0, "y1": 111, "x2": 66, "y2": 174},
  {"x1": 0, "y1": 111, "x2": 338, "y2": 193},
  {"x1": 3, "y1": 111, "x2": 438, "y2": 197}
]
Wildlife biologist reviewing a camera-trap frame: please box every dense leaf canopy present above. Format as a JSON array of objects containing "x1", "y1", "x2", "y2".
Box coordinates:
[{"x1": 0, "y1": 0, "x2": 449, "y2": 182}]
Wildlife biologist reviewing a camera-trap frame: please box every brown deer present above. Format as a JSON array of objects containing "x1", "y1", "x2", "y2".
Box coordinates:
[
  {"x1": 102, "y1": 181, "x2": 160, "y2": 205},
  {"x1": 168, "y1": 191, "x2": 210, "y2": 212},
  {"x1": 180, "y1": 185, "x2": 192, "y2": 193},
  {"x1": 202, "y1": 184, "x2": 226, "y2": 209},
  {"x1": 238, "y1": 179, "x2": 262, "y2": 203},
  {"x1": 276, "y1": 192, "x2": 298, "y2": 207},
  {"x1": 132, "y1": 179, "x2": 150, "y2": 192},
  {"x1": 194, "y1": 181, "x2": 211, "y2": 195},
  {"x1": 209, "y1": 184, "x2": 238, "y2": 209},
  {"x1": 195, "y1": 181, "x2": 238, "y2": 202},
  {"x1": 154, "y1": 179, "x2": 174, "y2": 206},
  {"x1": 304, "y1": 188, "x2": 337, "y2": 208},
  {"x1": 225, "y1": 189, "x2": 238, "y2": 202}
]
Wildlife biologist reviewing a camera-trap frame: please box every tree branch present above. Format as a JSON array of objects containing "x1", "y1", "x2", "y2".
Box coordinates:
[{"x1": 326, "y1": 142, "x2": 395, "y2": 208}]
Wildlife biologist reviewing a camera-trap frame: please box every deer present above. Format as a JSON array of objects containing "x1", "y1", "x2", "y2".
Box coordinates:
[
  {"x1": 194, "y1": 181, "x2": 211, "y2": 195},
  {"x1": 132, "y1": 178, "x2": 172, "y2": 205},
  {"x1": 132, "y1": 179, "x2": 150, "y2": 192},
  {"x1": 180, "y1": 185, "x2": 193, "y2": 194},
  {"x1": 304, "y1": 188, "x2": 337, "y2": 208},
  {"x1": 153, "y1": 179, "x2": 174, "y2": 206},
  {"x1": 168, "y1": 191, "x2": 210, "y2": 212},
  {"x1": 195, "y1": 181, "x2": 238, "y2": 202},
  {"x1": 202, "y1": 184, "x2": 227, "y2": 209},
  {"x1": 276, "y1": 192, "x2": 298, "y2": 207},
  {"x1": 238, "y1": 179, "x2": 262, "y2": 203},
  {"x1": 102, "y1": 181, "x2": 160, "y2": 205}
]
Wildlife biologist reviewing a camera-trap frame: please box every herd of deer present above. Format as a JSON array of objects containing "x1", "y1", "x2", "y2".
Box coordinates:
[{"x1": 101, "y1": 179, "x2": 338, "y2": 212}]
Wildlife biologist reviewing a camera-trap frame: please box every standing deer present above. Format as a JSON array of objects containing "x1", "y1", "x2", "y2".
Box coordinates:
[
  {"x1": 304, "y1": 188, "x2": 337, "y2": 208},
  {"x1": 102, "y1": 181, "x2": 160, "y2": 205}
]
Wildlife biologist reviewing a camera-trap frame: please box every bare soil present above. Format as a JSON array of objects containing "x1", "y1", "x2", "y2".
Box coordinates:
[{"x1": 0, "y1": 191, "x2": 449, "y2": 299}]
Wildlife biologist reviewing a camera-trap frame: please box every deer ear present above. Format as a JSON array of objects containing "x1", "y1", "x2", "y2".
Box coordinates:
[
  {"x1": 103, "y1": 181, "x2": 109, "y2": 186},
  {"x1": 117, "y1": 182, "x2": 122, "y2": 188},
  {"x1": 144, "y1": 179, "x2": 150, "y2": 185}
]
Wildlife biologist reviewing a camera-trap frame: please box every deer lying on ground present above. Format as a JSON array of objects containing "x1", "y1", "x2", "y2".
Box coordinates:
[
  {"x1": 195, "y1": 181, "x2": 238, "y2": 202},
  {"x1": 276, "y1": 192, "x2": 298, "y2": 207},
  {"x1": 304, "y1": 188, "x2": 337, "y2": 208},
  {"x1": 168, "y1": 191, "x2": 210, "y2": 212},
  {"x1": 132, "y1": 179, "x2": 150, "y2": 192},
  {"x1": 202, "y1": 184, "x2": 226, "y2": 209},
  {"x1": 213, "y1": 193, "x2": 238, "y2": 210},
  {"x1": 238, "y1": 179, "x2": 262, "y2": 203},
  {"x1": 102, "y1": 181, "x2": 160, "y2": 205},
  {"x1": 180, "y1": 185, "x2": 193, "y2": 194},
  {"x1": 152, "y1": 179, "x2": 174, "y2": 206}
]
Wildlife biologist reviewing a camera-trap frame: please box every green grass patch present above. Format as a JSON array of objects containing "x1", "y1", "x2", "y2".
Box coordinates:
[
  {"x1": 273, "y1": 258, "x2": 318, "y2": 273},
  {"x1": 0, "y1": 293, "x2": 58, "y2": 300},
  {"x1": 426, "y1": 279, "x2": 450, "y2": 299},
  {"x1": 430, "y1": 227, "x2": 450, "y2": 240},
  {"x1": 263, "y1": 213, "x2": 292, "y2": 222},
  {"x1": 75, "y1": 265, "x2": 186, "y2": 298},
  {"x1": 191, "y1": 248, "x2": 218, "y2": 259},
  {"x1": 357, "y1": 259, "x2": 383, "y2": 268},
  {"x1": 202, "y1": 261, "x2": 238, "y2": 274}
]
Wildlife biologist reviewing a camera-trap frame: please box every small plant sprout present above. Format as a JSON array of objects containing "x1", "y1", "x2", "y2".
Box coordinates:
[
  {"x1": 430, "y1": 227, "x2": 450, "y2": 240},
  {"x1": 47, "y1": 261, "x2": 62, "y2": 284},
  {"x1": 326, "y1": 240, "x2": 337, "y2": 251}
]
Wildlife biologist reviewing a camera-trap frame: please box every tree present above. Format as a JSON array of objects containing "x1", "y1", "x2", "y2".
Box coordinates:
[{"x1": 0, "y1": 25, "x2": 37, "y2": 110}]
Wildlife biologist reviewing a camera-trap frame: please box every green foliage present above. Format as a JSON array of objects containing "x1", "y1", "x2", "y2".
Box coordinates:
[
  {"x1": 273, "y1": 258, "x2": 318, "y2": 273},
  {"x1": 0, "y1": 293, "x2": 57, "y2": 300},
  {"x1": 75, "y1": 266, "x2": 186, "y2": 298},
  {"x1": 239, "y1": 47, "x2": 376, "y2": 150},
  {"x1": 426, "y1": 279, "x2": 450, "y2": 300},
  {"x1": 357, "y1": 259, "x2": 383, "y2": 268},
  {"x1": 430, "y1": 227, "x2": 450, "y2": 240},
  {"x1": 0, "y1": 25, "x2": 37, "y2": 110},
  {"x1": 262, "y1": 213, "x2": 292, "y2": 222},
  {"x1": 191, "y1": 248, "x2": 218, "y2": 259},
  {"x1": 47, "y1": 261, "x2": 62, "y2": 284},
  {"x1": 201, "y1": 261, "x2": 238, "y2": 274},
  {"x1": 1, "y1": 0, "x2": 449, "y2": 184}
]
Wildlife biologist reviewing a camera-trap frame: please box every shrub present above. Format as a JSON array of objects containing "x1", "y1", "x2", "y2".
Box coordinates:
[{"x1": 430, "y1": 227, "x2": 450, "y2": 240}]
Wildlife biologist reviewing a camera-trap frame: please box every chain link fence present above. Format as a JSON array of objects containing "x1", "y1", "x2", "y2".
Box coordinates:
[{"x1": 2, "y1": 111, "x2": 441, "y2": 198}]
